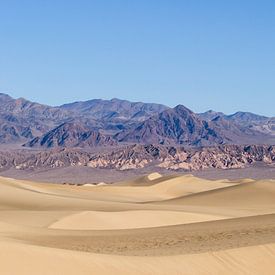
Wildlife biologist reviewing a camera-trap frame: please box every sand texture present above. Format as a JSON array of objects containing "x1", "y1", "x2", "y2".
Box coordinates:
[{"x1": 0, "y1": 173, "x2": 275, "y2": 274}]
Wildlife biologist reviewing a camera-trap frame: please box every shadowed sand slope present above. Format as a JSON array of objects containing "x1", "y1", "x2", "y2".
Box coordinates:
[{"x1": 0, "y1": 174, "x2": 275, "y2": 274}]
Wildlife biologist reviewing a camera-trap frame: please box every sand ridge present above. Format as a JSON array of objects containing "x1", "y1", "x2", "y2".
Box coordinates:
[{"x1": 49, "y1": 210, "x2": 228, "y2": 230}]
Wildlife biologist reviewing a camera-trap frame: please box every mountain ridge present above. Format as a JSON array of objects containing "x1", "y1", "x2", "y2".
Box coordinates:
[{"x1": 0, "y1": 93, "x2": 273, "y2": 148}]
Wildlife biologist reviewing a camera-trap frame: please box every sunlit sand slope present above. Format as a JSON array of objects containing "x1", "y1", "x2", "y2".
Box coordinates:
[{"x1": 49, "y1": 210, "x2": 226, "y2": 230}]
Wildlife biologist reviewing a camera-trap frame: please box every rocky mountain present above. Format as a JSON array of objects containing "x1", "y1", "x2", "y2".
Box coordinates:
[
  {"x1": 0, "y1": 94, "x2": 169, "y2": 145},
  {"x1": 88, "y1": 144, "x2": 275, "y2": 171},
  {"x1": 0, "y1": 93, "x2": 274, "y2": 148},
  {"x1": 116, "y1": 105, "x2": 271, "y2": 146},
  {"x1": 24, "y1": 121, "x2": 117, "y2": 148},
  {"x1": 116, "y1": 105, "x2": 224, "y2": 145},
  {"x1": 0, "y1": 113, "x2": 33, "y2": 143},
  {"x1": 0, "y1": 144, "x2": 273, "y2": 172}
]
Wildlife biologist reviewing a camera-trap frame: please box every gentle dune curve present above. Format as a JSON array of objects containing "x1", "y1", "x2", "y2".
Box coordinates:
[{"x1": 49, "y1": 210, "x2": 227, "y2": 230}]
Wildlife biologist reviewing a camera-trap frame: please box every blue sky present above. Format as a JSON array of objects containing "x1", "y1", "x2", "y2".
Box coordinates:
[{"x1": 0, "y1": 0, "x2": 274, "y2": 116}]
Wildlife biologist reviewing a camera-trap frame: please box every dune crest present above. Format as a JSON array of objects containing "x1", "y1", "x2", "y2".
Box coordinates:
[
  {"x1": 147, "y1": 172, "x2": 162, "y2": 181},
  {"x1": 49, "y1": 210, "x2": 227, "y2": 230}
]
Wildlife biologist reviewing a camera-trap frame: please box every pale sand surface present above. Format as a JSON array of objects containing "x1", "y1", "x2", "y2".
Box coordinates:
[
  {"x1": 49, "y1": 210, "x2": 227, "y2": 230},
  {"x1": 0, "y1": 174, "x2": 275, "y2": 274},
  {"x1": 1, "y1": 240, "x2": 275, "y2": 275}
]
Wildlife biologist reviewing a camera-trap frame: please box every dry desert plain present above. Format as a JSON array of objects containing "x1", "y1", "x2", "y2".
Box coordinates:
[{"x1": 0, "y1": 173, "x2": 275, "y2": 274}]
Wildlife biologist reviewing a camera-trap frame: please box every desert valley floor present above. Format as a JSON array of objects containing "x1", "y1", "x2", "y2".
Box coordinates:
[{"x1": 0, "y1": 173, "x2": 275, "y2": 274}]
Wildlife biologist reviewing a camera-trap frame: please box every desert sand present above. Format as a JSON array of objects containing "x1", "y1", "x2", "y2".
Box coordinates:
[{"x1": 0, "y1": 173, "x2": 275, "y2": 274}]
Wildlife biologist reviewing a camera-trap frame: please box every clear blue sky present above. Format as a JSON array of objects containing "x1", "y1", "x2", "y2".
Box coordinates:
[{"x1": 0, "y1": 0, "x2": 274, "y2": 116}]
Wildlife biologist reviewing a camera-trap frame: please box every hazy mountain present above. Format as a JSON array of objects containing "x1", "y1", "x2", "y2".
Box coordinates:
[
  {"x1": 200, "y1": 110, "x2": 275, "y2": 137},
  {"x1": 226, "y1": 111, "x2": 269, "y2": 124},
  {"x1": 199, "y1": 109, "x2": 275, "y2": 138},
  {"x1": 197, "y1": 110, "x2": 225, "y2": 121},
  {"x1": 0, "y1": 93, "x2": 71, "y2": 143},
  {"x1": 209, "y1": 115, "x2": 268, "y2": 144},
  {"x1": 60, "y1": 98, "x2": 168, "y2": 122},
  {"x1": 226, "y1": 112, "x2": 275, "y2": 136},
  {"x1": 0, "y1": 93, "x2": 69, "y2": 121}
]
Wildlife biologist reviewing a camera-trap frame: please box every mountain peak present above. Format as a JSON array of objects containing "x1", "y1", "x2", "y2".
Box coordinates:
[
  {"x1": 0, "y1": 93, "x2": 13, "y2": 100},
  {"x1": 173, "y1": 104, "x2": 194, "y2": 116},
  {"x1": 228, "y1": 111, "x2": 269, "y2": 122},
  {"x1": 0, "y1": 92, "x2": 11, "y2": 96}
]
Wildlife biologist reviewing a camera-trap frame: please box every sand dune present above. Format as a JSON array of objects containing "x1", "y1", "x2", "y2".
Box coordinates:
[
  {"x1": 159, "y1": 179, "x2": 275, "y2": 210},
  {"x1": 147, "y1": 172, "x2": 162, "y2": 181},
  {"x1": 0, "y1": 174, "x2": 274, "y2": 274},
  {"x1": 81, "y1": 174, "x2": 237, "y2": 203},
  {"x1": 49, "y1": 210, "x2": 227, "y2": 230}
]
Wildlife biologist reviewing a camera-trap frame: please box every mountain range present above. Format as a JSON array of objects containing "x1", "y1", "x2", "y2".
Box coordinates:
[{"x1": 0, "y1": 93, "x2": 274, "y2": 148}]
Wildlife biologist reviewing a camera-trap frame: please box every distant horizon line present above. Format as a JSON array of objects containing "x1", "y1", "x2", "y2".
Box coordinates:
[{"x1": 0, "y1": 91, "x2": 273, "y2": 118}]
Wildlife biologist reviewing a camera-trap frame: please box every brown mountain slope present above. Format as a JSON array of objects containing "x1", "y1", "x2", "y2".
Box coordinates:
[
  {"x1": 117, "y1": 105, "x2": 269, "y2": 146},
  {"x1": 0, "y1": 93, "x2": 274, "y2": 147},
  {"x1": 24, "y1": 121, "x2": 117, "y2": 148}
]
